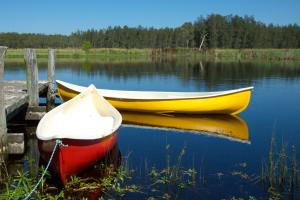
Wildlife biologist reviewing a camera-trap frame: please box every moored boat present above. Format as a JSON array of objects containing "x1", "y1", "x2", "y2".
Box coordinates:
[
  {"x1": 37, "y1": 84, "x2": 122, "y2": 184},
  {"x1": 56, "y1": 80, "x2": 253, "y2": 115},
  {"x1": 121, "y1": 111, "x2": 249, "y2": 143}
]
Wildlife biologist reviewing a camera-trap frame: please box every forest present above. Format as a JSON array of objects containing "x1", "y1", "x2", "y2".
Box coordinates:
[{"x1": 0, "y1": 14, "x2": 299, "y2": 49}]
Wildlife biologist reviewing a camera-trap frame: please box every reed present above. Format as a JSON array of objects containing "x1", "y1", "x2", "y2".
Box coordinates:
[
  {"x1": 165, "y1": 144, "x2": 171, "y2": 180},
  {"x1": 260, "y1": 159, "x2": 266, "y2": 184},
  {"x1": 123, "y1": 151, "x2": 133, "y2": 176},
  {"x1": 268, "y1": 132, "x2": 276, "y2": 188},
  {"x1": 0, "y1": 160, "x2": 8, "y2": 189},
  {"x1": 278, "y1": 139, "x2": 287, "y2": 188},
  {"x1": 199, "y1": 158, "x2": 206, "y2": 187},
  {"x1": 261, "y1": 133, "x2": 300, "y2": 199},
  {"x1": 289, "y1": 145, "x2": 298, "y2": 193}
]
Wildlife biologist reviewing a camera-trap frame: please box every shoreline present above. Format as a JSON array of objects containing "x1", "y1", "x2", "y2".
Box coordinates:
[{"x1": 4, "y1": 48, "x2": 300, "y2": 62}]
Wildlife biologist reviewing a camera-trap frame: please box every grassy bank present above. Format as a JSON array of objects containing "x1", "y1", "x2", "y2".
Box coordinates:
[
  {"x1": 155, "y1": 48, "x2": 300, "y2": 61},
  {"x1": 4, "y1": 48, "x2": 300, "y2": 62},
  {"x1": 5, "y1": 48, "x2": 151, "y2": 60}
]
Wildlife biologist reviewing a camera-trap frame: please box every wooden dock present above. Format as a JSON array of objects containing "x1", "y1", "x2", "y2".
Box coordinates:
[
  {"x1": 4, "y1": 81, "x2": 48, "y2": 120},
  {"x1": 0, "y1": 46, "x2": 56, "y2": 159}
]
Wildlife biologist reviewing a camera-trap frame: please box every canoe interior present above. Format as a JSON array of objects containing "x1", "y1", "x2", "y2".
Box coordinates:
[
  {"x1": 57, "y1": 79, "x2": 254, "y2": 100},
  {"x1": 37, "y1": 84, "x2": 122, "y2": 140}
]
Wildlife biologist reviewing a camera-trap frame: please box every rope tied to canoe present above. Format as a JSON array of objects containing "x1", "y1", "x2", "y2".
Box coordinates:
[{"x1": 23, "y1": 139, "x2": 66, "y2": 200}]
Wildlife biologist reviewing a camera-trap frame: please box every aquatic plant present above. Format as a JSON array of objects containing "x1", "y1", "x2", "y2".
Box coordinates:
[
  {"x1": 260, "y1": 133, "x2": 300, "y2": 199},
  {"x1": 1, "y1": 143, "x2": 205, "y2": 199},
  {"x1": 1, "y1": 135, "x2": 299, "y2": 199},
  {"x1": 0, "y1": 169, "x2": 49, "y2": 199}
]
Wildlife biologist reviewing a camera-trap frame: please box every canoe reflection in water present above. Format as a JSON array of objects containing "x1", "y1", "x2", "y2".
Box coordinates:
[
  {"x1": 121, "y1": 111, "x2": 250, "y2": 143},
  {"x1": 39, "y1": 140, "x2": 121, "y2": 199}
]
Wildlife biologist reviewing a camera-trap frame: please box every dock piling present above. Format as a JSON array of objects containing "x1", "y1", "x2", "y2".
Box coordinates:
[
  {"x1": 47, "y1": 49, "x2": 56, "y2": 111},
  {"x1": 0, "y1": 46, "x2": 8, "y2": 160},
  {"x1": 24, "y1": 49, "x2": 39, "y2": 107},
  {"x1": 24, "y1": 49, "x2": 46, "y2": 120}
]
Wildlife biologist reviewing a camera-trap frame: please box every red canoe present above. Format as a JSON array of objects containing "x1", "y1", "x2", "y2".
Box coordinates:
[
  {"x1": 38, "y1": 132, "x2": 118, "y2": 184},
  {"x1": 36, "y1": 85, "x2": 122, "y2": 184}
]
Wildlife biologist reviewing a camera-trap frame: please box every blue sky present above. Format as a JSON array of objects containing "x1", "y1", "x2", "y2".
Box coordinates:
[{"x1": 0, "y1": 0, "x2": 299, "y2": 35}]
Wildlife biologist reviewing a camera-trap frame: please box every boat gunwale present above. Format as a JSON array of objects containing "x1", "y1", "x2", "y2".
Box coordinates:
[{"x1": 56, "y1": 80, "x2": 254, "y2": 101}]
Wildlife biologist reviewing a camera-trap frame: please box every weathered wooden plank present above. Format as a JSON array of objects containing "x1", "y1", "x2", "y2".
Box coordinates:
[
  {"x1": 0, "y1": 46, "x2": 8, "y2": 158},
  {"x1": 7, "y1": 133, "x2": 24, "y2": 154},
  {"x1": 3, "y1": 81, "x2": 48, "y2": 120},
  {"x1": 25, "y1": 106, "x2": 46, "y2": 120},
  {"x1": 24, "y1": 49, "x2": 39, "y2": 107},
  {"x1": 47, "y1": 49, "x2": 56, "y2": 111}
]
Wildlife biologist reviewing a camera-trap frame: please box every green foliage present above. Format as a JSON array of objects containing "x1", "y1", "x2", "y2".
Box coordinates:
[
  {"x1": 1, "y1": 14, "x2": 300, "y2": 49},
  {"x1": 81, "y1": 41, "x2": 92, "y2": 52},
  {"x1": 0, "y1": 170, "x2": 47, "y2": 199}
]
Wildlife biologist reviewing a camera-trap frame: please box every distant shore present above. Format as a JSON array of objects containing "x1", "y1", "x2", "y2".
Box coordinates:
[{"x1": 4, "y1": 48, "x2": 300, "y2": 62}]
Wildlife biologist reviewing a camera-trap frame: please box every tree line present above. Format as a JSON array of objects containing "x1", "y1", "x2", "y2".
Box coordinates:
[{"x1": 1, "y1": 14, "x2": 299, "y2": 49}]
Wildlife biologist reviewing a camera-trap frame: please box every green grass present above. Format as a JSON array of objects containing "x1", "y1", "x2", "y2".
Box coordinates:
[
  {"x1": 4, "y1": 48, "x2": 300, "y2": 62},
  {"x1": 5, "y1": 48, "x2": 151, "y2": 60},
  {"x1": 151, "y1": 48, "x2": 300, "y2": 61}
]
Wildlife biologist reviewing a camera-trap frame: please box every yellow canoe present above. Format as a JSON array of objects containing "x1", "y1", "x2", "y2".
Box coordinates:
[
  {"x1": 56, "y1": 80, "x2": 253, "y2": 115},
  {"x1": 121, "y1": 111, "x2": 249, "y2": 143}
]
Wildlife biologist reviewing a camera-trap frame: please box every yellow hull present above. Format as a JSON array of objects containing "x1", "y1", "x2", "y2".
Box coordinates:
[
  {"x1": 121, "y1": 112, "x2": 249, "y2": 143},
  {"x1": 57, "y1": 81, "x2": 253, "y2": 115}
]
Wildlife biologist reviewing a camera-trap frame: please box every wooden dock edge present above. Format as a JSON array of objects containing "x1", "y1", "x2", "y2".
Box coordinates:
[{"x1": 1, "y1": 47, "x2": 56, "y2": 155}]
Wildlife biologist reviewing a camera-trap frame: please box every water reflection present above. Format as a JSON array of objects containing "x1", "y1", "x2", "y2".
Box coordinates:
[
  {"x1": 4, "y1": 60, "x2": 300, "y2": 91},
  {"x1": 3, "y1": 59, "x2": 300, "y2": 199},
  {"x1": 121, "y1": 112, "x2": 249, "y2": 143}
]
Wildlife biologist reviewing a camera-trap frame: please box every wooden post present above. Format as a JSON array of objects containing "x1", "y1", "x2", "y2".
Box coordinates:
[
  {"x1": 1, "y1": 47, "x2": 24, "y2": 155},
  {"x1": 47, "y1": 49, "x2": 55, "y2": 111},
  {"x1": 24, "y1": 49, "x2": 46, "y2": 120},
  {"x1": 0, "y1": 46, "x2": 8, "y2": 160},
  {"x1": 24, "y1": 49, "x2": 39, "y2": 107}
]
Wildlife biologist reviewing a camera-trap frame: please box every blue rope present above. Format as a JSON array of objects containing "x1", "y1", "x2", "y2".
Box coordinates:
[{"x1": 23, "y1": 139, "x2": 63, "y2": 200}]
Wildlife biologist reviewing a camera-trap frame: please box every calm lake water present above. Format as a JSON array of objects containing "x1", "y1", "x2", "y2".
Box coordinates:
[{"x1": 4, "y1": 60, "x2": 300, "y2": 199}]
